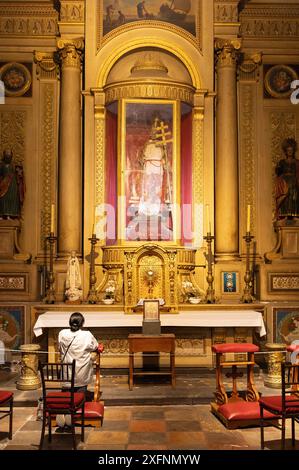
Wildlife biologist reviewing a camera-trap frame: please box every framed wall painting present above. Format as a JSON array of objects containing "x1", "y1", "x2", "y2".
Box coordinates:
[
  {"x1": 119, "y1": 99, "x2": 179, "y2": 243},
  {"x1": 273, "y1": 306, "x2": 299, "y2": 345},
  {"x1": 0, "y1": 62, "x2": 32, "y2": 97},
  {"x1": 0, "y1": 306, "x2": 25, "y2": 359},
  {"x1": 221, "y1": 271, "x2": 239, "y2": 294},
  {"x1": 98, "y1": 0, "x2": 202, "y2": 49},
  {"x1": 264, "y1": 65, "x2": 298, "y2": 99},
  {"x1": 143, "y1": 299, "x2": 160, "y2": 321}
]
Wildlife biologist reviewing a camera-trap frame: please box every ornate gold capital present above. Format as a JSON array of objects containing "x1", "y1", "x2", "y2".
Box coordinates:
[
  {"x1": 215, "y1": 38, "x2": 242, "y2": 67},
  {"x1": 56, "y1": 38, "x2": 84, "y2": 69},
  {"x1": 34, "y1": 52, "x2": 60, "y2": 80}
]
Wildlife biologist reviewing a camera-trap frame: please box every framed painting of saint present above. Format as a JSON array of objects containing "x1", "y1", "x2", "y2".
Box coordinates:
[{"x1": 119, "y1": 99, "x2": 179, "y2": 242}]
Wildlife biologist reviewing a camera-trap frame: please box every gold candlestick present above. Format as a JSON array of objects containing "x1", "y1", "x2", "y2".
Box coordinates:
[
  {"x1": 87, "y1": 232, "x2": 99, "y2": 304},
  {"x1": 203, "y1": 232, "x2": 216, "y2": 304},
  {"x1": 44, "y1": 232, "x2": 57, "y2": 304},
  {"x1": 241, "y1": 231, "x2": 255, "y2": 303}
]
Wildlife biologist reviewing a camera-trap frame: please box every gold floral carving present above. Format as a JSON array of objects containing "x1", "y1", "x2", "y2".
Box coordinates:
[
  {"x1": 105, "y1": 83, "x2": 194, "y2": 106},
  {"x1": 57, "y1": 38, "x2": 84, "y2": 69},
  {"x1": 270, "y1": 274, "x2": 299, "y2": 291},
  {"x1": 192, "y1": 107, "x2": 204, "y2": 247},
  {"x1": 270, "y1": 112, "x2": 295, "y2": 217},
  {"x1": 60, "y1": 1, "x2": 85, "y2": 23},
  {"x1": 40, "y1": 84, "x2": 55, "y2": 248},
  {"x1": 0, "y1": 276, "x2": 25, "y2": 290},
  {"x1": 34, "y1": 52, "x2": 60, "y2": 80},
  {"x1": 95, "y1": 112, "x2": 105, "y2": 206},
  {"x1": 214, "y1": 1, "x2": 239, "y2": 23},
  {"x1": 239, "y1": 85, "x2": 256, "y2": 239},
  {"x1": 0, "y1": 4, "x2": 58, "y2": 36},
  {"x1": 215, "y1": 38, "x2": 241, "y2": 67},
  {"x1": 0, "y1": 111, "x2": 25, "y2": 165}
]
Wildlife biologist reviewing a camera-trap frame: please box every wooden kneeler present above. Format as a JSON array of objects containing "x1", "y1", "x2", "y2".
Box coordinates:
[{"x1": 210, "y1": 343, "x2": 277, "y2": 429}]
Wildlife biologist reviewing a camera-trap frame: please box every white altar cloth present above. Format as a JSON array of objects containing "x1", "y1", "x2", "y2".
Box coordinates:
[{"x1": 33, "y1": 310, "x2": 266, "y2": 337}]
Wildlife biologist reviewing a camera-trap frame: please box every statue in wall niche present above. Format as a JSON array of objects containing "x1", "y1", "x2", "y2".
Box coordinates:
[
  {"x1": 274, "y1": 138, "x2": 299, "y2": 220},
  {"x1": 0, "y1": 149, "x2": 25, "y2": 219},
  {"x1": 65, "y1": 250, "x2": 82, "y2": 303}
]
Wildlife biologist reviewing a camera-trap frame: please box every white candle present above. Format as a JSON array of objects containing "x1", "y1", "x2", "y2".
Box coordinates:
[
  {"x1": 206, "y1": 204, "x2": 211, "y2": 234},
  {"x1": 246, "y1": 204, "x2": 251, "y2": 233},
  {"x1": 50, "y1": 204, "x2": 55, "y2": 234}
]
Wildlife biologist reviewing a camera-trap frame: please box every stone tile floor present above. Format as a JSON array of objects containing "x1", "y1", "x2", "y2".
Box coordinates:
[{"x1": 0, "y1": 369, "x2": 297, "y2": 451}]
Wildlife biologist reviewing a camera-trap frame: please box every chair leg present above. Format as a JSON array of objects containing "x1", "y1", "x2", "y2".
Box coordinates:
[
  {"x1": 260, "y1": 406, "x2": 265, "y2": 450},
  {"x1": 48, "y1": 413, "x2": 52, "y2": 442},
  {"x1": 281, "y1": 416, "x2": 286, "y2": 450},
  {"x1": 292, "y1": 417, "x2": 295, "y2": 448},
  {"x1": 81, "y1": 404, "x2": 85, "y2": 443},
  {"x1": 39, "y1": 412, "x2": 46, "y2": 450},
  {"x1": 71, "y1": 414, "x2": 77, "y2": 451},
  {"x1": 9, "y1": 398, "x2": 13, "y2": 440}
]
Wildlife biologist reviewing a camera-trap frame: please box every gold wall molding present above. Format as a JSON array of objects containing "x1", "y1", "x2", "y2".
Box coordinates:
[
  {"x1": 40, "y1": 83, "x2": 56, "y2": 249},
  {"x1": 95, "y1": 112, "x2": 105, "y2": 207},
  {"x1": 0, "y1": 3, "x2": 58, "y2": 36},
  {"x1": 214, "y1": 1, "x2": 239, "y2": 23},
  {"x1": 215, "y1": 38, "x2": 242, "y2": 67},
  {"x1": 57, "y1": 38, "x2": 84, "y2": 69},
  {"x1": 59, "y1": 1, "x2": 85, "y2": 23},
  {"x1": 34, "y1": 52, "x2": 60, "y2": 81},
  {"x1": 105, "y1": 82, "x2": 194, "y2": 106},
  {"x1": 239, "y1": 84, "x2": 256, "y2": 240},
  {"x1": 270, "y1": 112, "x2": 296, "y2": 218},
  {"x1": 240, "y1": 5, "x2": 299, "y2": 39}
]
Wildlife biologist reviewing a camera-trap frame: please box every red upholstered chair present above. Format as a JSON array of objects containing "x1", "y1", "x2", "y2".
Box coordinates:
[
  {"x1": 260, "y1": 362, "x2": 299, "y2": 450},
  {"x1": 39, "y1": 360, "x2": 85, "y2": 450},
  {"x1": 0, "y1": 391, "x2": 13, "y2": 439},
  {"x1": 212, "y1": 343, "x2": 260, "y2": 405}
]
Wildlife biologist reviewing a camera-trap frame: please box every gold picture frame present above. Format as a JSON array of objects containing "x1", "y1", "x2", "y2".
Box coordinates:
[
  {"x1": 0, "y1": 62, "x2": 32, "y2": 97},
  {"x1": 264, "y1": 65, "x2": 298, "y2": 99},
  {"x1": 143, "y1": 299, "x2": 160, "y2": 322}
]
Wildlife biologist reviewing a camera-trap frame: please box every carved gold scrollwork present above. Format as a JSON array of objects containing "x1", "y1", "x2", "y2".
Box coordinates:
[
  {"x1": 34, "y1": 52, "x2": 60, "y2": 80},
  {"x1": 215, "y1": 38, "x2": 242, "y2": 67},
  {"x1": 57, "y1": 38, "x2": 84, "y2": 69}
]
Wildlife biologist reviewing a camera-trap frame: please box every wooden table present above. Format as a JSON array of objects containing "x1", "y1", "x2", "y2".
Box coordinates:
[{"x1": 128, "y1": 334, "x2": 176, "y2": 390}]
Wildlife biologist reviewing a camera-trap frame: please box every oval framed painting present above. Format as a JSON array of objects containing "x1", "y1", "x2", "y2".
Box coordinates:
[
  {"x1": 0, "y1": 62, "x2": 32, "y2": 97},
  {"x1": 264, "y1": 65, "x2": 298, "y2": 99}
]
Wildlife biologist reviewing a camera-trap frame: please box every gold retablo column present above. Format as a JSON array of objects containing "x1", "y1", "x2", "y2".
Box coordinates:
[
  {"x1": 57, "y1": 38, "x2": 84, "y2": 256},
  {"x1": 215, "y1": 39, "x2": 241, "y2": 260}
]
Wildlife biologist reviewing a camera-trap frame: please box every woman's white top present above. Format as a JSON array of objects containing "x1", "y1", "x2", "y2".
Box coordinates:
[{"x1": 58, "y1": 329, "x2": 98, "y2": 387}]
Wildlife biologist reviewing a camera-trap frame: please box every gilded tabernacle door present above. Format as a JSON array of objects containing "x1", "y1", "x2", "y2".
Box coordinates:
[{"x1": 119, "y1": 99, "x2": 180, "y2": 243}]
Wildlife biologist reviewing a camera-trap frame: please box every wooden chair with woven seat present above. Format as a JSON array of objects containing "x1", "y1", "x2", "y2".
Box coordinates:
[
  {"x1": 260, "y1": 362, "x2": 299, "y2": 450},
  {"x1": 39, "y1": 359, "x2": 85, "y2": 450},
  {"x1": 0, "y1": 391, "x2": 13, "y2": 439}
]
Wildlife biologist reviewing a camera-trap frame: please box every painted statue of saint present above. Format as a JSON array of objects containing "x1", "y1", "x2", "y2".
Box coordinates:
[
  {"x1": 0, "y1": 149, "x2": 25, "y2": 219},
  {"x1": 65, "y1": 251, "x2": 82, "y2": 302},
  {"x1": 274, "y1": 138, "x2": 299, "y2": 219}
]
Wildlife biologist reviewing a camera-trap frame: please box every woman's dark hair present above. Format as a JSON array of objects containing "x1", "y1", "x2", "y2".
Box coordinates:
[{"x1": 69, "y1": 312, "x2": 85, "y2": 332}]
